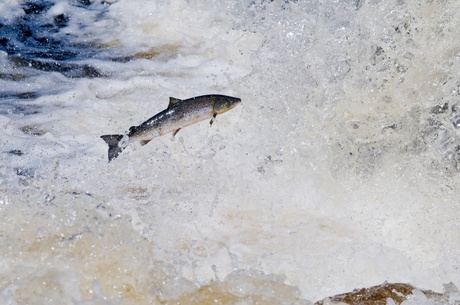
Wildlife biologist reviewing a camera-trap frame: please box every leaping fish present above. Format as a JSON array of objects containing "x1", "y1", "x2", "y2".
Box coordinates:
[{"x1": 100, "y1": 94, "x2": 241, "y2": 162}]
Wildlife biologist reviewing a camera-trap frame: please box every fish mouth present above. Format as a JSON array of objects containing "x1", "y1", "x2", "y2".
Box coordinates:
[
  {"x1": 214, "y1": 97, "x2": 241, "y2": 114},
  {"x1": 228, "y1": 98, "x2": 242, "y2": 109},
  {"x1": 229, "y1": 98, "x2": 241, "y2": 108}
]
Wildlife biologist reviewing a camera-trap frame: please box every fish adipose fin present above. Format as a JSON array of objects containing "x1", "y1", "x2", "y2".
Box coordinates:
[
  {"x1": 140, "y1": 139, "x2": 152, "y2": 146},
  {"x1": 100, "y1": 134, "x2": 125, "y2": 162}
]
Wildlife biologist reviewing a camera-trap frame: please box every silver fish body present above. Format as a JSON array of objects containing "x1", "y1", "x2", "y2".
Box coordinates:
[{"x1": 101, "y1": 94, "x2": 241, "y2": 161}]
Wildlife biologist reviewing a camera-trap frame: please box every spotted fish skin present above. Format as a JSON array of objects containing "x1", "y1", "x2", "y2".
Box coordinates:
[{"x1": 101, "y1": 94, "x2": 241, "y2": 162}]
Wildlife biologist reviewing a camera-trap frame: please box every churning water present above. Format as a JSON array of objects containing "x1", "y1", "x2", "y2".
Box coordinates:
[{"x1": 1, "y1": 0, "x2": 460, "y2": 304}]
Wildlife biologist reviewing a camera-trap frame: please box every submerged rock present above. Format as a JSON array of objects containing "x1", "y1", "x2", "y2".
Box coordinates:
[
  {"x1": 7, "y1": 149, "x2": 24, "y2": 156},
  {"x1": 315, "y1": 282, "x2": 448, "y2": 305},
  {"x1": 20, "y1": 124, "x2": 47, "y2": 136}
]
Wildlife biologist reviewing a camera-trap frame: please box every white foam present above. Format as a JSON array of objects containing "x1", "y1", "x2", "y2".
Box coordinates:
[{"x1": 0, "y1": 0, "x2": 23, "y2": 23}]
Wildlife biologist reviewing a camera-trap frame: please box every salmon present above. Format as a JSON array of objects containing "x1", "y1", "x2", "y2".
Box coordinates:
[{"x1": 101, "y1": 94, "x2": 241, "y2": 161}]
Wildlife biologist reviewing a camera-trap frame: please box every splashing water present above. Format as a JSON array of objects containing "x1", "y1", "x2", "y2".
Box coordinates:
[{"x1": 1, "y1": 0, "x2": 460, "y2": 304}]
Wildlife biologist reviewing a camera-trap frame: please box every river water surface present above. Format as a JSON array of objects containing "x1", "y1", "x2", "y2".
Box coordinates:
[{"x1": 1, "y1": 0, "x2": 460, "y2": 304}]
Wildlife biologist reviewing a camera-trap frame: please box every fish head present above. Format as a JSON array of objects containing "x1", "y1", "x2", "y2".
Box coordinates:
[{"x1": 213, "y1": 96, "x2": 241, "y2": 114}]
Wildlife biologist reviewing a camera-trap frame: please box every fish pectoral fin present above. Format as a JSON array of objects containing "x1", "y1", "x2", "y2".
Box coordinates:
[
  {"x1": 168, "y1": 97, "x2": 182, "y2": 109},
  {"x1": 172, "y1": 128, "x2": 181, "y2": 137},
  {"x1": 209, "y1": 113, "x2": 217, "y2": 126},
  {"x1": 140, "y1": 139, "x2": 152, "y2": 146}
]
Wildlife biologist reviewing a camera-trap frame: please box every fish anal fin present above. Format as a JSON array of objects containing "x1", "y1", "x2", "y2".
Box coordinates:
[
  {"x1": 168, "y1": 97, "x2": 182, "y2": 109},
  {"x1": 172, "y1": 128, "x2": 181, "y2": 137}
]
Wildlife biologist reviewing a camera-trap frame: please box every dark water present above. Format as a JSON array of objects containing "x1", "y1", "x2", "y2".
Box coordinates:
[
  {"x1": 0, "y1": 0, "x2": 125, "y2": 115},
  {"x1": 0, "y1": 0, "x2": 120, "y2": 79}
]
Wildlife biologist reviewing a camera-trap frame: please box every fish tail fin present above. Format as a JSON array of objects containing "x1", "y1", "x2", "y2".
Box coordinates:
[{"x1": 100, "y1": 134, "x2": 126, "y2": 162}]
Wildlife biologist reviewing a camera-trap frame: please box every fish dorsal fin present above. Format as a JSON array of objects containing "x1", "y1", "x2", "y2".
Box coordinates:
[{"x1": 168, "y1": 97, "x2": 182, "y2": 109}]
